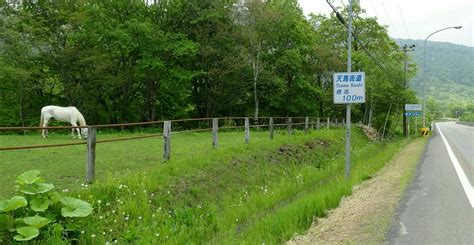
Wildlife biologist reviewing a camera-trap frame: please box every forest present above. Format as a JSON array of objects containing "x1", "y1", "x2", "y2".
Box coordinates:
[
  {"x1": 0, "y1": 0, "x2": 416, "y2": 134},
  {"x1": 397, "y1": 39, "x2": 474, "y2": 119}
]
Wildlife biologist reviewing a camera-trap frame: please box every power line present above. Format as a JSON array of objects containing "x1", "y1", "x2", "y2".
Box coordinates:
[
  {"x1": 326, "y1": 0, "x2": 402, "y2": 86},
  {"x1": 398, "y1": 4, "x2": 411, "y2": 39},
  {"x1": 380, "y1": 1, "x2": 402, "y2": 46},
  {"x1": 367, "y1": 0, "x2": 380, "y2": 20}
]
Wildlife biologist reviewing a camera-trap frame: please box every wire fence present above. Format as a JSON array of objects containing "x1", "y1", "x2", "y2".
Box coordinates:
[{"x1": 0, "y1": 116, "x2": 344, "y2": 183}]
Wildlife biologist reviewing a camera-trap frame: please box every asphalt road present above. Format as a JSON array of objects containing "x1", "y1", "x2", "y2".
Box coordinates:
[{"x1": 387, "y1": 122, "x2": 474, "y2": 244}]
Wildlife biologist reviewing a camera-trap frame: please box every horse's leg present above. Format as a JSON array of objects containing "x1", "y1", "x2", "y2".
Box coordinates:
[
  {"x1": 71, "y1": 127, "x2": 76, "y2": 138},
  {"x1": 42, "y1": 118, "x2": 51, "y2": 138},
  {"x1": 71, "y1": 121, "x2": 81, "y2": 139}
]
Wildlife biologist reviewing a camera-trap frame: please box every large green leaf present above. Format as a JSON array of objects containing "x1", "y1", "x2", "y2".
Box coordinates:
[
  {"x1": 30, "y1": 197, "x2": 50, "y2": 212},
  {"x1": 48, "y1": 192, "x2": 61, "y2": 204},
  {"x1": 14, "y1": 226, "x2": 40, "y2": 241},
  {"x1": 23, "y1": 215, "x2": 51, "y2": 228},
  {"x1": 60, "y1": 197, "x2": 93, "y2": 217},
  {"x1": 19, "y1": 183, "x2": 54, "y2": 195},
  {"x1": 0, "y1": 196, "x2": 27, "y2": 212},
  {"x1": 16, "y1": 170, "x2": 41, "y2": 185}
]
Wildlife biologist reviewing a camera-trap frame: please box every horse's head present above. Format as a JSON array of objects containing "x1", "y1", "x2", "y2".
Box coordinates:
[{"x1": 81, "y1": 127, "x2": 89, "y2": 139}]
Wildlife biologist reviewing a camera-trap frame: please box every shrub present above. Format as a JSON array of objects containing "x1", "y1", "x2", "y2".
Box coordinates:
[{"x1": 0, "y1": 170, "x2": 93, "y2": 242}]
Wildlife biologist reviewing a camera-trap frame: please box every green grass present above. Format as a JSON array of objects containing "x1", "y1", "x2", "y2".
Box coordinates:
[
  {"x1": 0, "y1": 127, "x2": 406, "y2": 244},
  {"x1": 0, "y1": 128, "x2": 297, "y2": 198}
]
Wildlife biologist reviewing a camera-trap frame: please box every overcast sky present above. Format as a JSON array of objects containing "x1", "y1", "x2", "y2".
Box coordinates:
[{"x1": 298, "y1": 0, "x2": 473, "y2": 47}]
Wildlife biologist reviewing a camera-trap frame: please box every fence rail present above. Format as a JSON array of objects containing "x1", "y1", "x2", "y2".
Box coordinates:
[{"x1": 0, "y1": 116, "x2": 344, "y2": 183}]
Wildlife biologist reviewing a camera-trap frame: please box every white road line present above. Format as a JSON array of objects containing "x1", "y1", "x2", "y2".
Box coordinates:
[{"x1": 437, "y1": 124, "x2": 474, "y2": 208}]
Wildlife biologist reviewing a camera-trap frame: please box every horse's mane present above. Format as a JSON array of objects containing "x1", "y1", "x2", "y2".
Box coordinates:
[{"x1": 69, "y1": 106, "x2": 87, "y2": 126}]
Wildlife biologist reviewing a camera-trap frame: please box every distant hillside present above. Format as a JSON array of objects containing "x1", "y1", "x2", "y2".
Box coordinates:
[{"x1": 397, "y1": 39, "x2": 474, "y2": 109}]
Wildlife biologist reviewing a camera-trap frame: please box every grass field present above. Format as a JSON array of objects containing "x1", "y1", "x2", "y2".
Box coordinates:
[
  {"x1": 1, "y1": 128, "x2": 293, "y2": 198},
  {"x1": 0, "y1": 127, "x2": 407, "y2": 244}
]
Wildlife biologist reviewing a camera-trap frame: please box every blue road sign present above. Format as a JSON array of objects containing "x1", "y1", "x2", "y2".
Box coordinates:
[{"x1": 405, "y1": 111, "x2": 422, "y2": 117}]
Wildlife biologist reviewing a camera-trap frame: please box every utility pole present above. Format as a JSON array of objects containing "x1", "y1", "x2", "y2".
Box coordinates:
[
  {"x1": 326, "y1": 0, "x2": 365, "y2": 180},
  {"x1": 345, "y1": 0, "x2": 352, "y2": 179},
  {"x1": 400, "y1": 44, "x2": 415, "y2": 137}
]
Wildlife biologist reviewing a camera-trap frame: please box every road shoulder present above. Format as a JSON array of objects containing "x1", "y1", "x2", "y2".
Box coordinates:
[{"x1": 287, "y1": 137, "x2": 427, "y2": 244}]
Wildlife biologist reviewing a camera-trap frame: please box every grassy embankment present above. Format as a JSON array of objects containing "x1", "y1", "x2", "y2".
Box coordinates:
[{"x1": 0, "y1": 127, "x2": 406, "y2": 244}]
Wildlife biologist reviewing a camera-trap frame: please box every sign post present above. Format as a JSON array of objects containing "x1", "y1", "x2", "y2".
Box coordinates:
[
  {"x1": 333, "y1": 72, "x2": 366, "y2": 179},
  {"x1": 405, "y1": 104, "x2": 423, "y2": 136},
  {"x1": 327, "y1": 0, "x2": 359, "y2": 179}
]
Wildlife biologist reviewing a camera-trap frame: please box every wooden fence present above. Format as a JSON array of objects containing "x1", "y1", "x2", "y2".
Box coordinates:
[{"x1": 0, "y1": 116, "x2": 344, "y2": 183}]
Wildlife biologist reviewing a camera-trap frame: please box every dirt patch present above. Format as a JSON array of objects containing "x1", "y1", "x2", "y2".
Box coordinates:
[
  {"x1": 267, "y1": 139, "x2": 331, "y2": 165},
  {"x1": 287, "y1": 138, "x2": 426, "y2": 244},
  {"x1": 304, "y1": 139, "x2": 330, "y2": 149}
]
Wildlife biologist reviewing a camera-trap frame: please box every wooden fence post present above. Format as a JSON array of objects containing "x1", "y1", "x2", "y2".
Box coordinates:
[
  {"x1": 335, "y1": 118, "x2": 338, "y2": 127},
  {"x1": 163, "y1": 121, "x2": 171, "y2": 161},
  {"x1": 327, "y1": 117, "x2": 330, "y2": 129},
  {"x1": 86, "y1": 126, "x2": 96, "y2": 184},
  {"x1": 317, "y1": 117, "x2": 320, "y2": 130},
  {"x1": 304, "y1": 117, "x2": 309, "y2": 134},
  {"x1": 342, "y1": 118, "x2": 345, "y2": 127},
  {"x1": 287, "y1": 117, "x2": 292, "y2": 136},
  {"x1": 212, "y1": 118, "x2": 218, "y2": 149},
  {"x1": 244, "y1": 117, "x2": 250, "y2": 144},
  {"x1": 269, "y1": 117, "x2": 274, "y2": 140}
]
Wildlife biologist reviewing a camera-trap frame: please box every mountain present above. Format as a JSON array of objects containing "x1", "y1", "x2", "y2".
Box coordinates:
[{"x1": 397, "y1": 39, "x2": 474, "y2": 113}]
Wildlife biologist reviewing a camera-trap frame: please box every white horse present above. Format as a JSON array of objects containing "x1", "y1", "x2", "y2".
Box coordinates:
[{"x1": 40, "y1": 105, "x2": 88, "y2": 139}]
